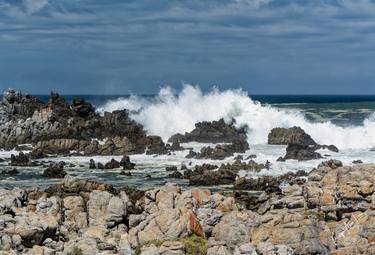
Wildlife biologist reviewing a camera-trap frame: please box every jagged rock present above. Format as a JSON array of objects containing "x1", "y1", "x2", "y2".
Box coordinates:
[
  {"x1": 10, "y1": 152, "x2": 34, "y2": 166},
  {"x1": 169, "y1": 140, "x2": 184, "y2": 151},
  {"x1": 169, "y1": 118, "x2": 247, "y2": 144},
  {"x1": 269, "y1": 127, "x2": 339, "y2": 161},
  {"x1": 268, "y1": 126, "x2": 316, "y2": 146},
  {"x1": 352, "y1": 160, "x2": 363, "y2": 164},
  {"x1": 43, "y1": 161, "x2": 67, "y2": 178},
  {"x1": 104, "y1": 158, "x2": 120, "y2": 169},
  {"x1": 27, "y1": 148, "x2": 46, "y2": 159},
  {"x1": 193, "y1": 138, "x2": 249, "y2": 160},
  {"x1": 120, "y1": 156, "x2": 135, "y2": 170},
  {"x1": 71, "y1": 98, "x2": 95, "y2": 118},
  {"x1": 89, "y1": 159, "x2": 96, "y2": 169},
  {"x1": 283, "y1": 144, "x2": 322, "y2": 161},
  {"x1": 168, "y1": 171, "x2": 183, "y2": 179}
]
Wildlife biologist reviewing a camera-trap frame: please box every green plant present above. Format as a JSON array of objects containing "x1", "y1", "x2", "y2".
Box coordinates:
[
  {"x1": 68, "y1": 246, "x2": 83, "y2": 255},
  {"x1": 179, "y1": 234, "x2": 208, "y2": 255}
]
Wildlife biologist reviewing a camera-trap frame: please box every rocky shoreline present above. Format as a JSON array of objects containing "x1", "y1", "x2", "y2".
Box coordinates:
[{"x1": 1, "y1": 163, "x2": 375, "y2": 254}]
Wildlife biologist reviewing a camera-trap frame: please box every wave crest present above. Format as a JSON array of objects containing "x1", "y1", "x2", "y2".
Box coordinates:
[{"x1": 98, "y1": 85, "x2": 375, "y2": 149}]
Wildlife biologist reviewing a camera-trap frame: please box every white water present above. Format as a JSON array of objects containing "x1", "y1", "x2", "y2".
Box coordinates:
[{"x1": 98, "y1": 85, "x2": 375, "y2": 150}]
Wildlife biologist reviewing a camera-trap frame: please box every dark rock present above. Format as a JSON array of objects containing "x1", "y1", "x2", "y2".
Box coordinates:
[
  {"x1": 28, "y1": 148, "x2": 47, "y2": 159},
  {"x1": 0, "y1": 158, "x2": 4, "y2": 163},
  {"x1": 120, "y1": 171, "x2": 132, "y2": 176},
  {"x1": 1, "y1": 167, "x2": 19, "y2": 175},
  {"x1": 194, "y1": 138, "x2": 250, "y2": 160},
  {"x1": 97, "y1": 162, "x2": 105, "y2": 169},
  {"x1": 168, "y1": 118, "x2": 247, "y2": 144},
  {"x1": 189, "y1": 168, "x2": 237, "y2": 185},
  {"x1": 268, "y1": 126, "x2": 317, "y2": 146},
  {"x1": 89, "y1": 159, "x2": 96, "y2": 169},
  {"x1": 353, "y1": 160, "x2": 363, "y2": 164},
  {"x1": 104, "y1": 158, "x2": 121, "y2": 169},
  {"x1": 185, "y1": 150, "x2": 198, "y2": 159},
  {"x1": 318, "y1": 159, "x2": 343, "y2": 169},
  {"x1": 10, "y1": 152, "x2": 37, "y2": 166},
  {"x1": 166, "y1": 166, "x2": 178, "y2": 172},
  {"x1": 219, "y1": 159, "x2": 268, "y2": 173},
  {"x1": 181, "y1": 164, "x2": 188, "y2": 170},
  {"x1": 43, "y1": 162, "x2": 67, "y2": 178},
  {"x1": 169, "y1": 140, "x2": 184, "y2": 151},
  {"x1": 283, "y1": 144, "x2": 322, "y2": 161},
  {"x1": 314, "y1": 144, "x2": 339, "y2": 153},
  {"x1": 234, "y1": 155, "x2": 243, "y2": 160},
  {"x1": 277, "y1": 156, "x2": 286, "y2": 162},
  {"x1": 120, "y1": 156, "x2": 136, "y2": 170},
  {"x1": 71, "y1": 98, "x2": 95, "y2": 118},
  {"x1": 168, "y1": 171, "x2": 183, "y2": 179},
  {"x1": 144, "y1": 136, "x2": 168, "y2": 155},
  {"x1": 245, "y1": 154, "x2": 257, "y2": 160}
]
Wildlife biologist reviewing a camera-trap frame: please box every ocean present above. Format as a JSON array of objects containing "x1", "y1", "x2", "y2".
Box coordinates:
[{"x1": 1, "y1": 85, "x2": 375, "y2": 190}]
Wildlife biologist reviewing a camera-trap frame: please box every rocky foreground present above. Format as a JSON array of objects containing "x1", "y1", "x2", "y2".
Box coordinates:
[{"x1": 1, "y1": 163, "x2": 375, "y2": 255}]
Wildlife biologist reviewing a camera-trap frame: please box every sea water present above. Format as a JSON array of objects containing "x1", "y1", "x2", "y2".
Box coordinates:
[{"x1": 1, "y1": 85, "x2": 375, "y2": 189}]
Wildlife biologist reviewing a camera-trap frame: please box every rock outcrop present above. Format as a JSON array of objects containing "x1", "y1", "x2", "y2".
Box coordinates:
[
  {"x1": 268, "y1": 126, "x2": 339, "y2": 161},
  {"x1": 2, "y1": 164, "x2": 375, "y2": 254},
  {"x1": 0, "y1": 89, "x2": 167, "y2": 155},
  {"x1": 169, "y1": 118, "x2": 247, "y2": 144}
]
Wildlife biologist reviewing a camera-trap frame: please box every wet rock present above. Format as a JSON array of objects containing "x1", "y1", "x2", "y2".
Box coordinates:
[
  {"x1": 169, "y1": 118, "x2": 247, "y2": 144},
  {"x1": 43, "y1": 161, "x2": 67, "y2": 178},
  {"x1": 166, "y1": 166, "x2": 178, "y2": 172},
  {"x1": 120, "y1": 170, "x2": 132, "y2": 176},
  {"x1": 168, "y1": 171, "x2": 183, "y2": 179},
  {"x1": 120, "y1": 156, "x2": 135, "y2": 170},
  {"x1": 186, "y1": 150, "x2": 198, "y2": 159},
  {"x1": 169, "y1": 140, "x2": 184, "y2": 151},
  {"x1": 283, "y1": 144, "x2": 322, "y2": 161},
  {"x1": 97, "y1": 162, "x2": 105, "y2": 169},
  {"x1": 1, "y1": 168, "x2": 19, "y2": 175},
  {"x1": 352, "y1": 160, "x2": 363, "y2": 164},
  {"x1": 27, "y1": 148, "x2": 46, "y2": 159},
  {"x1": 89, "y1": 159, "x2": 96, "y2": 169},
  {"x1": 194, "y1": 138, "x2": 250, "y2": 160},
  {"x1": 104, "y1": 158, "x2": 120, "y2": 169},
  {"x1": 318, "y1": 159, "x2": 343, "y2": 169},
  {"x1": 10, "y1": 152, "x2": 35, "y2": 166},
  {"x1": 268, "y1": 126, "x2": 316, "y2": 146}
]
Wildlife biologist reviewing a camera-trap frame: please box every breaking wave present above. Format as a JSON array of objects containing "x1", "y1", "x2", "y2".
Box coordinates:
[{"x1": 98, "y1": 85, "x2": 375, "y2": 149}]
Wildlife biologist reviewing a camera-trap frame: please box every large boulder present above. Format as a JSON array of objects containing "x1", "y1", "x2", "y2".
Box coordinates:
[
  {"x1": 169, "y1": 118, "x2": 247, "y2": 144},
  {"x1": 268, "y1": 127, "x2": 316, "y2": 146}
]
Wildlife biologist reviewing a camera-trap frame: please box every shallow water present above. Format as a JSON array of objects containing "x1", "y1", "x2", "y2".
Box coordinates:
[{"x1": 1, "y1": 142, "x2": 374, "y2": 190}]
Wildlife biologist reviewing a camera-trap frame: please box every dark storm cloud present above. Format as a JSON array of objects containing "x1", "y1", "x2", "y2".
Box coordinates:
[{"x1": 0, "y1": 0, "x2": 375, "y2": 94}]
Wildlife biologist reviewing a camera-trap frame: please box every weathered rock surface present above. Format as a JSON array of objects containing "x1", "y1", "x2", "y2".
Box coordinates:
[
  {"x1": 268, "y1": 126, "x2": 339, "y2": 161},
  {"x1": 0, "y1": 89, "x2": 168, "y2": 156},
  {"x1": 192, "y1": 138, "x2": 250, "y2": 160},
  {"x1": 2, "y1": 164, "x2": 375, "y2": 254},
  {"x1": 42, "y1": 161, "x2": 67, "y2": 178},
  {"x1": 169, "y1": 118, "x2": 247, "y2": 144}
]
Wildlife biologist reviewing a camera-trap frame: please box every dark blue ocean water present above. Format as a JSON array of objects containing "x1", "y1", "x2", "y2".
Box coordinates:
[{"x1": 34, "y1": 94, "x2": 375, "y2": 127}]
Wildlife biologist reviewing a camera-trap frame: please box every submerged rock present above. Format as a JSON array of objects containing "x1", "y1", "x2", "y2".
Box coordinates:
[
  {"x1": 1, "y1": 167, "x2": 19, "y2": 175},
  {"x1": 10, "y1": 152, "x2": 36, "y2": 166}
]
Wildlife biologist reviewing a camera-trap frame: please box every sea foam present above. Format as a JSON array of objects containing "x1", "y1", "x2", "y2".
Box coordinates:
[{"x1": 98, "y1": 85, "x2": 375, "y2": 149}]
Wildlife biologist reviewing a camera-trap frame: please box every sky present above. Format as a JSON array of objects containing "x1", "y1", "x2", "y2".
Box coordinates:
[{"x1": 0, "y1": 0, "x2": 375, "y2": 95}]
